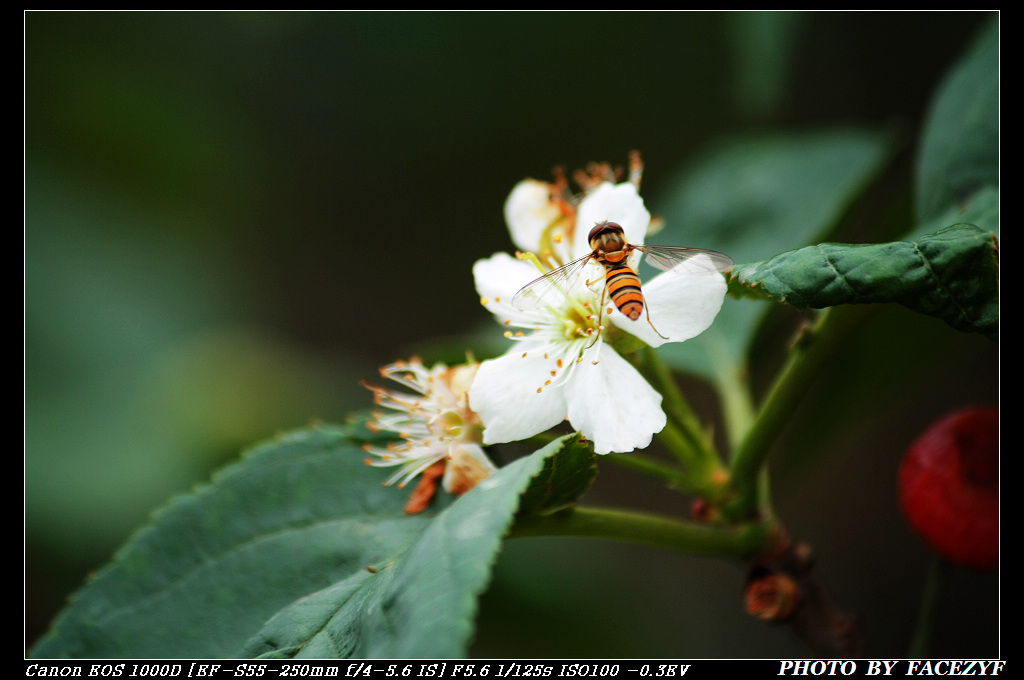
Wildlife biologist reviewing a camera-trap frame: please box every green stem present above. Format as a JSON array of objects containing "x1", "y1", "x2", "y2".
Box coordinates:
[
  {"x1": 639, "y1": 346, "x2": 726, "y2": 479},
  {"x1": 508, "y1": 505, "x2": 775, "y2": 560},
  {"x1": 707, "y1": 342, "x2": 757, "y2": 451},
  {"x1": 605, "y1": 443, "x2": 722, "y2": 498},
  {"x1": 603, "y1": 451, "x2": 687, "y2": 486},
  {"x1": 724, "y1": 305, "x2": 875, "y2": 521},
  {"x1": 908, "y1": 556, "x2": 949, "y2": 657}
]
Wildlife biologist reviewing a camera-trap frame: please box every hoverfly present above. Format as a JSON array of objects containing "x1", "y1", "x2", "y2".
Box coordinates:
[{"x1": 512, "y1": 220, "x2": 732, "y2": 341}]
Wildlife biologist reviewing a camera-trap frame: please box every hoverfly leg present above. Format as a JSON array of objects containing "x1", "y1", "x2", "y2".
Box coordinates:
[
  {"x1": 644, "y1": 303, "x2": 669, "y2": 340},
  {"x1": 583, "y1": 284, "x2": 609, "y2": 351}
]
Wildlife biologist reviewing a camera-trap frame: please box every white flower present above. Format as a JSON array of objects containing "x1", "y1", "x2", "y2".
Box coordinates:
[
  {"x1": 468, "y1": 168, "x2": 727, "y2": 455},
  {"x1": 363, "y1": 358, "x2": 496, "y2": 512}
]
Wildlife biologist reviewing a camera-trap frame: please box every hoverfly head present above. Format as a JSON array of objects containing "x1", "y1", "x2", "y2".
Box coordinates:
[{"x1": 588, "y1": 221, "x2": 626, "y2": 253}]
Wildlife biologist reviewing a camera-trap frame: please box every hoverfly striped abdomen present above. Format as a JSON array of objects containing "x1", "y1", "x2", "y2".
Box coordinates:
[
  {"x1": 587, "y1": 221, "x2": 645, "y2": 321},
  {"x1": 603, "y1": 263, "x2": 645, "y2": 320}
]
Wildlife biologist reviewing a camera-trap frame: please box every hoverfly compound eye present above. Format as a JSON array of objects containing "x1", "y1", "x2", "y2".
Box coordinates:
[{"x1": 588, "y1": 221, "x2": 624, "y2": 241}]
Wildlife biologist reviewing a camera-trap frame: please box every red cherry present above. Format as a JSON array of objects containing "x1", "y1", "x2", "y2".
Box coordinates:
[{"x1": 899, "y1": 406, "x2": 998, "y2": 570}]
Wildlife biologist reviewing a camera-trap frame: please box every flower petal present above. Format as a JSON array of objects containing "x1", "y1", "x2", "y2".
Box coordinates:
[
  {"x1": 613, "y1": 263, "x2": 728, "y2": 348},
  {"x1": 473, "y1": 252, "x2": 538, "y2": 300},
  {"x1": 564, "y1": 348, "x2": 666, "y2": 453},
  {"x1": 468, "y1": 347, "x2": 569, "y2": 445},
  {"x1": 574, "y1": 182, "x2": 651, "y2": 254},
  {"x1": 442, "y1": 443, "x2": 497, "y2": 495},
  {"x1": 504, "y1": 179, "x2": 562, "y2": 253},
  {"x1": 472, "y1": 252, "x2": 551, "y2": 327}
]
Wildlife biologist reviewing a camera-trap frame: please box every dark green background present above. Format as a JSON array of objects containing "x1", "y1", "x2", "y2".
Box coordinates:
[{"x1": 26, "y1": 12, "x2": 998, "y2": 657}]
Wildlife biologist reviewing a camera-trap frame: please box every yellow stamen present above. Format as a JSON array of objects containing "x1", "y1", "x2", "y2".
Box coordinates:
[{"x1": 517, "y1": 250, "x2": 548, "y2": 276}]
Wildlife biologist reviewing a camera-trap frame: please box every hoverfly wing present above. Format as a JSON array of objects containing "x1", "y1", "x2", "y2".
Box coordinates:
[
  {"x1": 512, "y1": 254, "x2": 594, "y2": 310},
  {"x1": 635, "y1": 246, "x2": 733, "y2": 275}
]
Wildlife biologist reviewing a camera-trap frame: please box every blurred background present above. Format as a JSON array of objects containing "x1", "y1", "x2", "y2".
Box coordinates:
[{"x1": 26, "y1": 12, "x2": 998, "y2": 657}]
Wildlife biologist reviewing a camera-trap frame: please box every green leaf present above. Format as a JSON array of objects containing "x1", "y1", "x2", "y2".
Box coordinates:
[
  {"x1": 30, "y1": 426, "x2": 589, "y2": 659},
  {"x1": 245, "y1": 434, "x2": 592, "y2": 659},
  {"x1": 30, "y1": 425, "x2": 419, "y2": 658},
  {"x1": 918, "y1": 184, "x2": 999, "y2": 243},
  {"x1": 654, "y1": 129, "x2": 893, "y2": 266},
  {"x1": 517, "y1": 433, "x2": 597, "y2": 515},
  {"x1": 651, "y1": 129, "x2": 893, "y2": 378},
  {"x1": 729, "y1": 224, "x2": 998, "y2": 339},
  {"x1": 915, "y1": 16, "x2": 998, "y2": 228}
]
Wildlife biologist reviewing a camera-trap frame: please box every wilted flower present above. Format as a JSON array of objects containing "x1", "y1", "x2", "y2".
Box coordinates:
[{"x1": 363, "y1": 358, "x2": 495, "y2": 513}]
